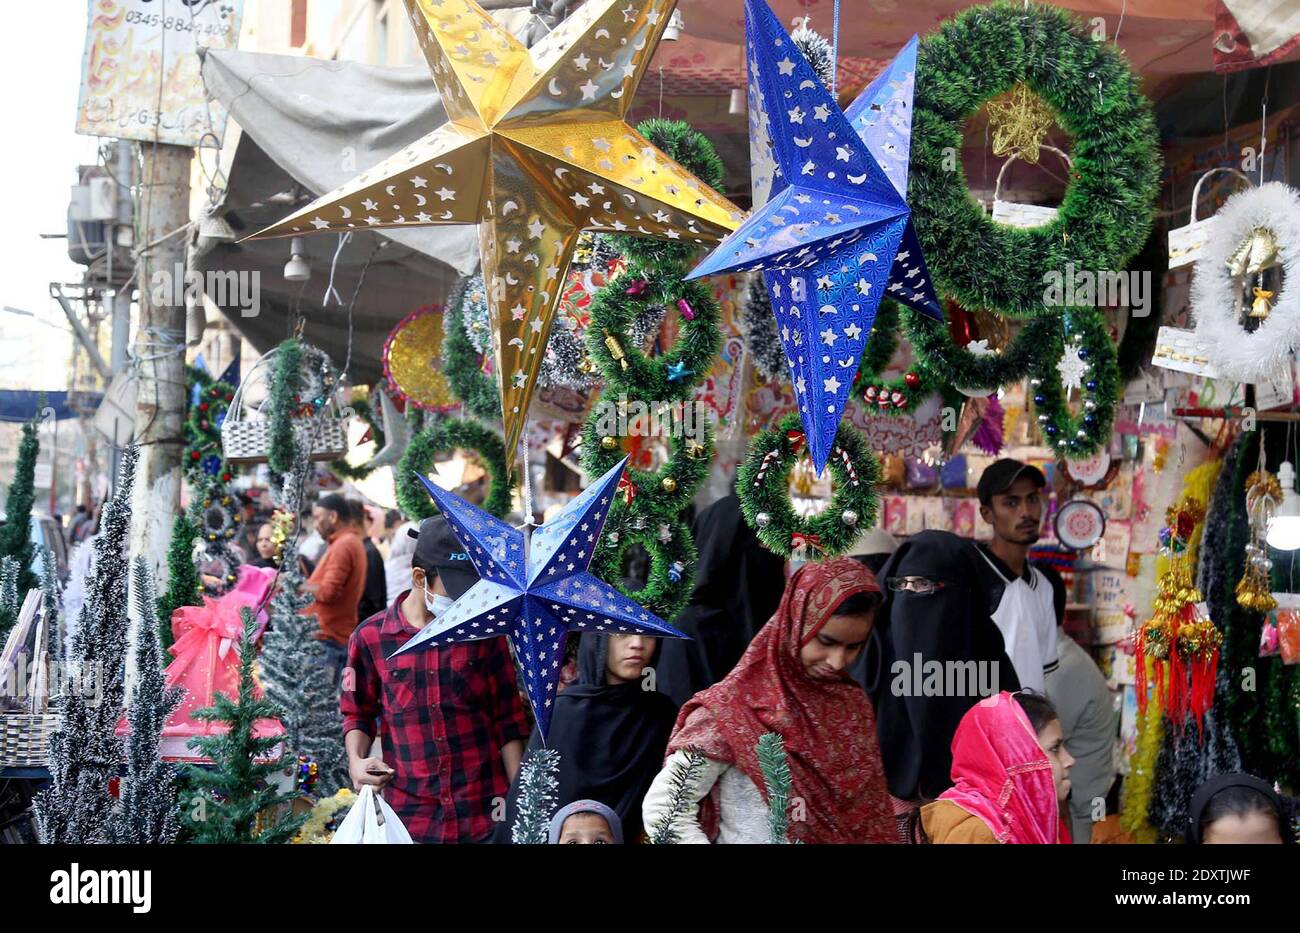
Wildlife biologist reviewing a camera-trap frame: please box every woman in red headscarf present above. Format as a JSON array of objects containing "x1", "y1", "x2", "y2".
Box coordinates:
[
  {"x1": 641, "y1": 557, "x2": 896, "y2": 844},
  {"x1": 920, "y1": 691, "x2": 1074, "y2": 844}
]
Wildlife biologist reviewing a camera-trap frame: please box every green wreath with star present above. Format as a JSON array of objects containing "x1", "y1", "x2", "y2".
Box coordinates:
[
  {"x1": 910, "y1": 1, "x2": 1161, "y2": 318},
  {"x1": 441, "y1": 275, "x2": 503, "y2": 422},
  {"x1": 736, "y1": 412, "x2": 881, "y2": 559}
]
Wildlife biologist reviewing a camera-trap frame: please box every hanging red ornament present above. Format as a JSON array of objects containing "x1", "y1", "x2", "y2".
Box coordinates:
[
  {"x1": 904, "y1": 371, "x2": 921, "y2": 389},
  {"x1": 199, "y1": 402, "x2": 210, "y2": 413},
  {"x1": 946, "y1": 299, "x2": 978, "y2": 347},
  {"x1": 677, "y1": 298, "x2": 695, "y2": 321},
  {"x1": 625, "y1": 278, "x2": 649, "y2": 297}
]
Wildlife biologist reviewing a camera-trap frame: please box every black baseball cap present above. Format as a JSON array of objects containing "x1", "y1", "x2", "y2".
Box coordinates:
[
  {"x1": 976, "y1": 458, "x2": 1047, "y2": 506},
  {"x1": 410, "y1": 516, "x2": 479, "y2": 600}
]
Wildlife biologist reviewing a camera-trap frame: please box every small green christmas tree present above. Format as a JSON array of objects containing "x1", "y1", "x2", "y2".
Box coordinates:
[
  {"x1": 757, "y1": 732, "x2": 795, "y2": 845},
  {"x1": 511, "y1": 748, "x2": 561, "y2": 844},
  {"x1": 0, "y1": 556, "x2": 18, "y2": 642},
  {"x1": 647, "y1": 748, "x2": 707, "y2": 845},
  {"x1": 156, "y1": 511, "x2": 202, "y2": 654},
  {"x1": 180, "y1": 608, "x2": 306, "y2": 844},
  {"x1": 0, "y1": 418, "x2": 38, "y2": 594}
]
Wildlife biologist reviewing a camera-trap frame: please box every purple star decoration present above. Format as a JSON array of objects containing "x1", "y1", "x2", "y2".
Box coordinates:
[
  {"x1": 392, "y1": 456, "x2": 685, "y2": 740},
  {"x1": 686, "y1": 0, "x2": 942, "y2": 473}
]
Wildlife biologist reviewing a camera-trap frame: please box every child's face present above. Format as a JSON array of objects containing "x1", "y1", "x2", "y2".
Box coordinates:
[
  {"x1": 557, "y1": 812, "x2": 614, "y2": 844},
  {"x1": 1203, "y1": 811, "x2": 1284, "y2": 844}
]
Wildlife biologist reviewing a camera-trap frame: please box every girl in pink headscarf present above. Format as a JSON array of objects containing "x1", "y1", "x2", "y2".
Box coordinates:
[{"x1": 920, "y1": 691, "x2": 1075, "y2": 844}]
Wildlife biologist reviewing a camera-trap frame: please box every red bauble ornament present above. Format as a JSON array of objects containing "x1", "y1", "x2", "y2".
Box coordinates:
[
  {"x1": 904, "y1": 371, "x2": 921, "y2": 389},
  {"x1": 199, "y1": 402, "x2": 210, "y2": 412},
  {"x1": 190, "y1": 450, "x2": 201, "y2": 461},
  {"x1": 199, "y1": 421, "x2": 209, "y2": 430},
  {"x1": 224, "y1": 394, "x2": 233, "y2": 402},
  {"x1": 221, "y1": 473, "x2": 232, "y2": 482}
]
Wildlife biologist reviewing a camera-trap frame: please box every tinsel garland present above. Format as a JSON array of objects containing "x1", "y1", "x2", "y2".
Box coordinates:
[
  {"x1": 0, "y1": 558, "x2": 18, "y2": 643},
  {"x1": 266, "y1": 338, "x2": 304, "y2": 476},
  {"x1": 1026, "y1": 309, "x2": 1120, "y2": 458},
  {"x1": 904, "y1": 304, "x2": 1059, "y2": 392},
  {"x1": 849, "y1": 301, "x2": 942, "y2": 417},
  {"x1": 183, "y1": 365, "x2": 236, "y2": 483},
  {"x1": 192, "y1": 477, "x2": 243, "y2": 594},
  {"x1": 441, "y1": 274, "x2": 503, "y2": 422},
  {"x1": 156, "y1": 511, "x2": 203, "y2": 653},
  {"x1": 327, "y1": 393, "x2": 381, "y2": 481},
  {"x1": 910, "y1": 2, "x2": 1162, "y2": 318},
  {"x1": 292, "y1": 788, "x2": 356, "y2": 844},
  {"x1": 578, "y1": 119, "x2": 726, "y2": 618},
  {"x1": 395, "y1": 420, "x2": 512, "y2": 520},
  {"x1": 1119, "y1": 685, "x2": 1164, "y2": 844},
  {"x1": 736, "y1": 412, "x2": 881, "y2": 559}
]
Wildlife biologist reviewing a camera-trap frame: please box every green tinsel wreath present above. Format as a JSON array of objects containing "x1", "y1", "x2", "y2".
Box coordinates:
[
  {"x1": 327, "y1": 394, "x2": 381, "y2": 481},
  {"x1": 737, "y1": 412, "x2": 881, "y2": 559},
  {"x1": 442, "y1": 274, "x2": 503, "y2": 422},
  {"x1": 1027, "y1": 309, "x2": 1119, "y2": 458},
  {"x1": 910, "y1": 2, "x2": 1161, "y2": 318},
  {"x1": 590, "y1": 515, "x2": 696, "y2": 619},
  {"x1": 267, "y1": 338, "x2": 304, "y2": 476},
  {"x1": 395, "y1": 419, "x2": 512, "y2": 520}
]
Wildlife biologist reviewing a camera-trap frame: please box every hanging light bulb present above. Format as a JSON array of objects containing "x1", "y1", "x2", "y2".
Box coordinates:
[
  {"x1": 284, "y1": 236, "x2": 311, "y2": 282},
  {"x1": 1267, "y1": 461, "x2": 1300, "y2": 550},
  {"x1": 663, "y1": 9, "x2": 684, "y2": 41}
]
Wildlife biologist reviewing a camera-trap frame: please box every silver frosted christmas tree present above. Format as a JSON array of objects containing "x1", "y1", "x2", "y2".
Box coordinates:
[
  {"x1": 34, "y1": 446, "x2": 138, "y2": 844},
  {"x1": 258, "y1": 461, "x2": 348, "y2": 795},
  {"x1": 108, "y1": 557, "x2": 183, "y2": 844}
]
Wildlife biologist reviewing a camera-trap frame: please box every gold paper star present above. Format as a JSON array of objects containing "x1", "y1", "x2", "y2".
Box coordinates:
[
  {"x1": 987, "y1": 83, "x2": 1055, "y2": 165},
  {"x1": 250, "y1": 0, "x2": 742, "y2": 462}
]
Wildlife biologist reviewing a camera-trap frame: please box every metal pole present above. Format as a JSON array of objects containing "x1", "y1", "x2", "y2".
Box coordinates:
[{"x1": 128, "y1": 142, "x2": 191, "y2": 583}]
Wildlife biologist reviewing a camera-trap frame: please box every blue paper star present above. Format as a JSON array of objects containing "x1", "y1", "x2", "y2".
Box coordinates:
[
  {"x1": 687, "y1": 0, "x2": 942, "y2": 472},
  {"x1": 392, "y1": 456, "x2": 686, "y2": 740},
  {"x1": 666, "y1": 361, "x2": 693, "y2": 382}
]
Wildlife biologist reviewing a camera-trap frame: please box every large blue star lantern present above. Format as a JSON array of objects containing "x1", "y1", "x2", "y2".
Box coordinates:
[
  {"x1": 393, "y1": 457, "x2": 686, "y2": 740},
  {"x1": 687, "y1": 0, "x2": 942, "y2": 473}
]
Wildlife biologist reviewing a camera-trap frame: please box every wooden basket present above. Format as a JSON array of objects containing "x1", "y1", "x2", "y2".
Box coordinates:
[
  {"x1": 220, "y1": 347, "x2": 348, "y2": 465},
  {"x1": 0, "y1": 712, "x2": 59, "y2": 769}
]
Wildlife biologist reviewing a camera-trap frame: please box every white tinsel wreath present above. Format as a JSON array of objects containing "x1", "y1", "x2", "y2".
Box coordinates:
[{"x1": 1192, "y1": 181, "x2": 1300, "y2": 384}]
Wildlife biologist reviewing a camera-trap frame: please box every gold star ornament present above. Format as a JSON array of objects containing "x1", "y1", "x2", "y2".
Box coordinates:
[
  {"x1": 987, "y1": 83, "x2": 1055, "y2": 165},
  {"x1": 250, "y1": 0, "x2": 743, "y2": 463}
]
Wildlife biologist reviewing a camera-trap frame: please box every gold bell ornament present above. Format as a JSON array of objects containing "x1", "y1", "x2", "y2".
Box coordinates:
[{"x1": 1249, "y1": 286, "x2": 1275, "y2": 319}]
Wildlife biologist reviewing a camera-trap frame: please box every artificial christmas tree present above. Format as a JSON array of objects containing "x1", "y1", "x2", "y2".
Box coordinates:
[
  {"x1": 511, "y1": 748, "x2": 560, "y2": 845},
  {"x1": 108, "y1": 557, "x2": 183, "y2": 844},
  {"x1": 34, "y1": 446, "x2": 137, "y2": 844},
  {"x1": 0, "y1": 418, "x2": 39, "y2": 594},
  {"x1": 0, "y1": 556, "x2": 18, "y2": 642},
  {"x1": 259, "y1": 462, "x2": 349, "y2": 795},
  {"x1": 38, "y1": 546, "x2": 62, "y2": 664},
  {"x1": 180, "y1": 608, "x2": 305, "y2": 844}
]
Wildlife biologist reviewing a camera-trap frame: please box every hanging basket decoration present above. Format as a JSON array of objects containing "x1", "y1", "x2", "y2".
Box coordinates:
[
  {"x1": 910, "y1": 2, "x2": 1161, "y2": 318},
  {"x1": 383, "y1": 305, "x2": 459, "y2": 413},
  {"x1": 737, "y1": 412, "x2": 880, "y2": 559},
  {"x1": 221, "y1": 340, "x2": 348, "y2": 468}
]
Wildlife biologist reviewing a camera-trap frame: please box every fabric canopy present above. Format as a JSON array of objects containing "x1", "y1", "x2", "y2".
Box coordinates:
[{"x1": 0, "y1": 391, "x2": 102, "y2": 423}]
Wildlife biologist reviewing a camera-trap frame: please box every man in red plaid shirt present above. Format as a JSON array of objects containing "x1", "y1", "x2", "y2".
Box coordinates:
[{"x1": 341, "y1": 516, "x2": 530, "y2": 843}]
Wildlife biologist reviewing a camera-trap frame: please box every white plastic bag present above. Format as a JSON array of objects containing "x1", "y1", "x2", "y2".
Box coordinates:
[{"x1": 329, "y1": 785, "x2": 414, "y2": 844}]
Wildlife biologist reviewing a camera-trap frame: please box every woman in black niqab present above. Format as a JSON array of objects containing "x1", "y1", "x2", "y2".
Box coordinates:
[
  {"x1": 851, "y1": 530, "x2": 1020, "y2": 804},
  {"x1": 492, "y1": 633, "x2": 678, "y2": 843},
  {"x1": 656, "y1": 492, "x2": 787, "y2": 706}
]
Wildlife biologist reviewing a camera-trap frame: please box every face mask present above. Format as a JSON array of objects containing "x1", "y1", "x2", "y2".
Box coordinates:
[{"x1": 424, "y1": 589, "x2": 455, "y2": 617}]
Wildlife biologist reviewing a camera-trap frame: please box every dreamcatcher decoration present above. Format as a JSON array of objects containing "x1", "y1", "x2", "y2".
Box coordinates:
[
  {"x1": 1134, "y1": 496, "x2": 1221, "y2": 734},
  {"x1": 383, "y1": 305, "x2": 460, "y2": 412},
  {"x1": 1238, "y1": 469, "x2": 1282, "y2": 613}
]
